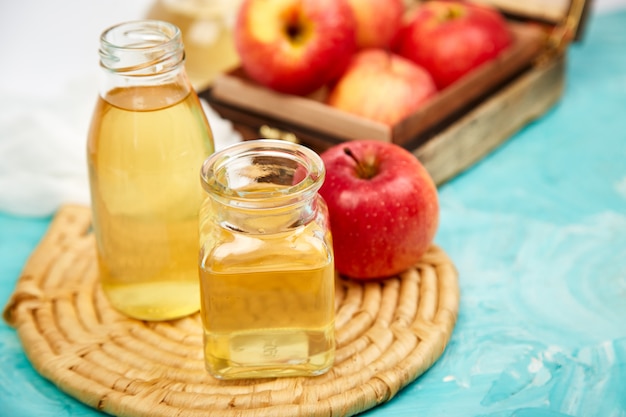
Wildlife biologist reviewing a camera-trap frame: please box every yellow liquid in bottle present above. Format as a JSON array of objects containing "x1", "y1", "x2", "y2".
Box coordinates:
[
  {"x1": 87, "y1": 85, "x2": 214, "y2": 321},
  {"x1": 199, "y1": 211, "x2": 335, "y2": 379}
]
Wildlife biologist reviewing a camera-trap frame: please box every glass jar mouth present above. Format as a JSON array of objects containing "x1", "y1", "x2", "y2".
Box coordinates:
[
  {"x1": 99, "y1": 20, "x2": 184, "y2": 74},
  {"x1": 200, "y1": 139, "x2": 325, "y2": 209}
]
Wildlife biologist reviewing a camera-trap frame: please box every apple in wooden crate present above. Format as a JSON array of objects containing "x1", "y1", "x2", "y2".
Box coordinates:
[
  {"x1": 347, "y1": 0, "x2": 405, "y2": 49},
  {"x1": 326, "y1": 49, "x2": 437, "y2": 125},
  {"x1": 233, "y1": 0, "x2": 357, "y2": 96},
  {"x1": 393, "y1": 0, "x2": 512, "y2": 89},
  {"x1": 319, "y1": 140, "x2": 439, "y2": 280}
]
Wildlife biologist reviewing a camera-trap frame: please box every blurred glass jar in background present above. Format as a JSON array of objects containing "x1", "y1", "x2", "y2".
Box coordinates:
[{"x1": 146, "y1": 0, "x2": 241, "y2": 91}]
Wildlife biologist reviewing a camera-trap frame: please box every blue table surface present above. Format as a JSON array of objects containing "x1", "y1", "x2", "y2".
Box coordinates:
[{"x1": 2, "y1": 10, "x2": 626, "y2": 417}]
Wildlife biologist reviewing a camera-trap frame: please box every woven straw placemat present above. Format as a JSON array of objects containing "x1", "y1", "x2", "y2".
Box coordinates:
[{"x1": 3, "y1": 205, "x2": 459, "y2": 417}]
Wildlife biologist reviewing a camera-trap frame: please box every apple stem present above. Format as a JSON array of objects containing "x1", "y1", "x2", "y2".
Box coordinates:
[
  {"x1": 343, "y1": 147, "x2": 377, "y2": 179},
  {"x1": 442, "y1": 5, "x2": 464, "y2": 21}
]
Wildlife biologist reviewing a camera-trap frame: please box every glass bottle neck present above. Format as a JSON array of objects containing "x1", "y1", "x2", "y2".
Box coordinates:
[
  {"x1": 200, "y1": 140, "x2": 326, "y2": 235},
  {"x1": 97, "y1": 20, "x2": 191, "y2": 103},
  {"x1": 208, "y1": 194, "x2": 321, "y2": 235}
]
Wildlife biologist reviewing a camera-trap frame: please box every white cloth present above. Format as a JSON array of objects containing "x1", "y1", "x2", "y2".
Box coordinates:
[{"x1": 0, "y1": 76, "x2": 241, "y2": 216}]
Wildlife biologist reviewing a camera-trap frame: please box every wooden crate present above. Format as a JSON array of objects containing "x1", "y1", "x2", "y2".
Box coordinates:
[{"x1": 200, "y1": 0, "x2": 589, "y2": 185}]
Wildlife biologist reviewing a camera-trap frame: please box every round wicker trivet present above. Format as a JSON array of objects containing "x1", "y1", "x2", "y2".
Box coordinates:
[{"x1": 3, "y1": 205, "x2": 459, "y2": 417}]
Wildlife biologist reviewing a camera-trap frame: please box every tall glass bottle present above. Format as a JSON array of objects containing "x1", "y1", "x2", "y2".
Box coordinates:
[{"x1": 87, "y1": 20, "x2": 215, "y2": 321}]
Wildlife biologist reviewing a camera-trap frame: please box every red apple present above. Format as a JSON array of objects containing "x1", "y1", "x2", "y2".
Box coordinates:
[
  {"x1": 347, "y1": 0, "x2": 405, "y2": 49},
  {"x1": 326, "y1": 49, "x2": 437, "y2": 126},
  {"x1": 234, "y1": 0, "x2": 357, "y2": 96},
  {"x1": 394, "y1": 0, "x2": 512, "y2": 89},
  {"x1": 319, "y1": 140, "x2": 439, "y2": 280}
]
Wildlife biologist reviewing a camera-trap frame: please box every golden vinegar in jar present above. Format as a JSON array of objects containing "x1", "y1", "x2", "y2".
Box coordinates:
[
  {"x1": 199, "y1": 140, "x2": 335, "y2": 379},
  {"x1": 87, "y1": 21, "x2": 215, "y2": 321}
]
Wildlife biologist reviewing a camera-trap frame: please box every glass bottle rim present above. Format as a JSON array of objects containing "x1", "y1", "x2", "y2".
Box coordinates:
[
  {"x1": 200, "y1": 139, "x2": 325, "y2": 209},
  {"x1": 99, "y1": 19, "x2": 184, "y2": 74}
]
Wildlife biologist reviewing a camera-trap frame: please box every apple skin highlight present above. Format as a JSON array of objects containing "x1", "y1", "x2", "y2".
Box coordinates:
[
  {"x1": 319, "y1": 140, "x2": 439, "y2": 280},
  {"x1": 347, "y1": 0, "x2": 405, "y2": 49}
]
